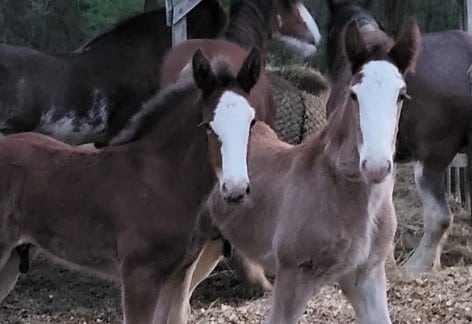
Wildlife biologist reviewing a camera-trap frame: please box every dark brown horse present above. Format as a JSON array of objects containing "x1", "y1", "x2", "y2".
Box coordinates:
[
  {"x1": 196, "y1": 20, "x2": 419, "y2": 323},
  {"x1": 326, "y1": 1, "x2": 472, "y2": 277},
  {"x1": 160, "y1": 0, "x2": 321, "y2": 127},
  {"x1": 0, "y1": 0, "x2": 227, "y2": 147},
  {"x1": 0, "y1": 48, "x2": 261, "y2": 324}
]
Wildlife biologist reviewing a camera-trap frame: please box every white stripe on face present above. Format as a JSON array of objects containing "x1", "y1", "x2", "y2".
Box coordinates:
[
  {"x1": 210, "y1": 91, "x2": 255, "y2": 193},
  {"x1": 297, "y1": 3, "x2": 321, "y2": 45},
  {"x1": 351, "y1": 61, "x2": 405, "y2": 169}
]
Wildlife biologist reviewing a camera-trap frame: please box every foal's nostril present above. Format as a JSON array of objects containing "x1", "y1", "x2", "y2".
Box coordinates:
[
  {"x1": 222, "y1": 183, "x2": 228, "y2": 194},
  {"x1": 386, "y1": 160, "x2": 392, "y2": 173},
  {"x1": 225, "y1": 194, "x2": 245, "y2": 204},
  {"x1": 246, "y1": 186, "x2": 251, "y2": 195},
  {"x1": 361, "y1": 159, "x2": 367, "y2": 171}
]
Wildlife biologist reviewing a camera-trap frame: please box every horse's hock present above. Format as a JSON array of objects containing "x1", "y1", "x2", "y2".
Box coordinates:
[{"x1": 266, "y1": 65, "x2": 330, "y2": 144}]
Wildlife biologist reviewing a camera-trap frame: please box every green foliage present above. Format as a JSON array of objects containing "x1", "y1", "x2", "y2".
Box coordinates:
[{"x1": 81, "y1": 0, "x2": 143, "y2": 39}]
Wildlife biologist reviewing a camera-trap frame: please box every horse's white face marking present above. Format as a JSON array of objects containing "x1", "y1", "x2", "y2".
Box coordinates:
[
  {"x1": 272, "y1": 4, "x2": 320, "y2": 58},
  {"x1": 297, "y1": 3, "x2": 321, "y2": 45},
  {"x1": 37, "y1": 90, "x2": 108, "y2": 145},
  {"x1": 351, "y1": 61, "x2": 405, "y2": 177},
  {"x1": 210, "y1": 91, "x2": 255, "y2": 196}
]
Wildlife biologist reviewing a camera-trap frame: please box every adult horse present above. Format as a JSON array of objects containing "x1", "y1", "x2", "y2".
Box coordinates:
[
  {"x1": 0, "y1": 0, "x2": 227, "y2": 148},
  {"x1": 161, "y1": 0, "x2": 320, "y2": 126},
  {"x1": 0, "y1": 0, "x2": 320, "y2": 148},
  {"x1": 0, "y1": 48, "x2": 261, "y2": 324},
  {"x1": 326, "y1": 1, "x2": 472, "y2": 277},
  {"x1": 200, "y1": 19, "x2": 419, "y2": 323}
]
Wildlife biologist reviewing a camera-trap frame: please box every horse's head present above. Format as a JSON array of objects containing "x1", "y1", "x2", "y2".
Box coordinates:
[
  {"x1": 343, "y1": 19, "x2": 419, "y2": 184},
  {"x1": 272, "y1": 0, "x2": 321, "y2": 57},
  {"x1": 192, "y1": 48, "x2": 260, "y2": 203}
]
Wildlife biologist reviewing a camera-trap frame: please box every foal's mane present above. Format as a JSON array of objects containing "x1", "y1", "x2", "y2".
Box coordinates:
[
  {"x1": 223, "y1": 0, "x2": 274, "y2": 52},
  {"x1": 110, "y1": 61, "x2": 238, "y2": 145}
]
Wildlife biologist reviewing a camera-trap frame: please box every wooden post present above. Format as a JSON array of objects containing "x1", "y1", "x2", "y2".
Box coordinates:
[{"x1": 165, "y1": 0, "x2": 202, "y2": 45}]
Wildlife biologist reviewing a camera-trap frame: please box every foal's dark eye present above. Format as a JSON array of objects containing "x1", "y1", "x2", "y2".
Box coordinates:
[
  {"x1": 350, "y1": 91, "x2": 358, "y2": 101},
  {"x1": 198, "y1": 121, "x2": 209, "y2": 129},
  {"x1": 199, "y1": 122, "x2": 213, "y2": 134},
  {"x1": 205, "y1": 126, "x2": 214, "y2": 135},
  {"x1": 398, "y1": 92, "x2": 411, "y2": 103}
]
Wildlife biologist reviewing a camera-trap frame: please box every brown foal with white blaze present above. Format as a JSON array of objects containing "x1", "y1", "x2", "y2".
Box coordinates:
[
  {"x1": 0, "y1": 48, "x2": 261, "y2": 324},
  {"x1": 198, "y1": 20, "x2": 420, "y2": 323}
]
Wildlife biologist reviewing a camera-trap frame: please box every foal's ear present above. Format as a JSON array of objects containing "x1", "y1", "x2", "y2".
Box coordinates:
[
  {"x1": 388, "y1": 18, "x2": 420, "y2": 74},
  {"x1": 237, "y1": 47, "x2": 261, "y2": 94},
  {"x1": 192, "y1": 48, "x2": 216, "y2": 95},
  {"x1": 343, "y1": 20, "x2": 370, "y2": 73}
]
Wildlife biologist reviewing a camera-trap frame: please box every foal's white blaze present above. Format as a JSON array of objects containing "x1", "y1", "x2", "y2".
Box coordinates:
[
  {"x1": 210, "y1": 91, "x2": 255, "y2": 197},
  {"x1": 297, "y1": 3, "x2": 321, "y2": 45},
  {"x1": 351, "y1": 61, "x2": 405, "y2": 179},
  {"x1": 273, "y1": 4, "x2": 320, "y2": 58}
]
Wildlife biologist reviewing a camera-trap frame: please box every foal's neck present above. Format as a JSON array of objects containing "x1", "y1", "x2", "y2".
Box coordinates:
[{"x1": 223, "y1": 0, "x2": 273, "y2": 54}]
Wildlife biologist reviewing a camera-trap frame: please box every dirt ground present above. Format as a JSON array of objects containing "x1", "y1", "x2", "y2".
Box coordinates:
[{"x1": 1, "y1": 163, "x2": 471, "y2": 324}]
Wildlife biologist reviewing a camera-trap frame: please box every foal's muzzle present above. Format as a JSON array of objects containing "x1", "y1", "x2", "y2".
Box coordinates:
[
  {"x1": 221, "y1": 180, "x2": 250, "y2": 204},
  {"x1": 361, "y1": 159, "x2": 392, "y2": 184}
]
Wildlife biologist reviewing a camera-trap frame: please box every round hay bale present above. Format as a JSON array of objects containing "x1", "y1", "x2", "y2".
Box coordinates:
[{"x1": 266, "y1": 66, "x2": 330, "y2": 144}]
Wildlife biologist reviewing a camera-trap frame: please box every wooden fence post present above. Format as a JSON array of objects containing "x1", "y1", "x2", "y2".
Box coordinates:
[{"x1": 165, "y1": 0, "x2": 202, "y2": 45}]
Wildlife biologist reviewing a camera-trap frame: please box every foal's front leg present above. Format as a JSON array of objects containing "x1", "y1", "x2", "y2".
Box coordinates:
[
  {"x1": 121, "y1": 265, "x2": 163, "y2": 324},
  {"x1": 265, "y1": 267, "x2": 319, "y2": 324},
  {"x1": 338, "y1": 261, "x2": 391, "y2": 324},
  {"x1": 0, "y1": 250, "x2": 21, "y2": 302},
  {"x1": 157, "y1": 240, "x2": 225, "y2": 324}
]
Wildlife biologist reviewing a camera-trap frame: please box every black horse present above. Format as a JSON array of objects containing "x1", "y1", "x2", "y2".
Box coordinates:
[{"x1": 0, "y1": 0, "x2": 227, "y2": 147}]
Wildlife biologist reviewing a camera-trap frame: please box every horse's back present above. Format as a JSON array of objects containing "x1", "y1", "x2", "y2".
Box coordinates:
[
  {"x1": 161, "y1": 39, "x2": 249, "y2": 86},
  {"x1": 160, "y1": 39, "x2": 276, "y2": 125},
  {"x1": 0, "y1": 133, "x2": 96, "y2": 167}
]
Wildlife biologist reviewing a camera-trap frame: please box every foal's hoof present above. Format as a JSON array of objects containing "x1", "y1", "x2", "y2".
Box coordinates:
[{"x1": 402, "y1": 257, "x2": 439, "y2": 279}]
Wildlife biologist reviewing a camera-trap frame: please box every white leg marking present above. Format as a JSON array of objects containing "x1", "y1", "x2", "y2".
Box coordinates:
[{"x1": 403, "y1": 162, "x2": 452, "y2": 276}]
